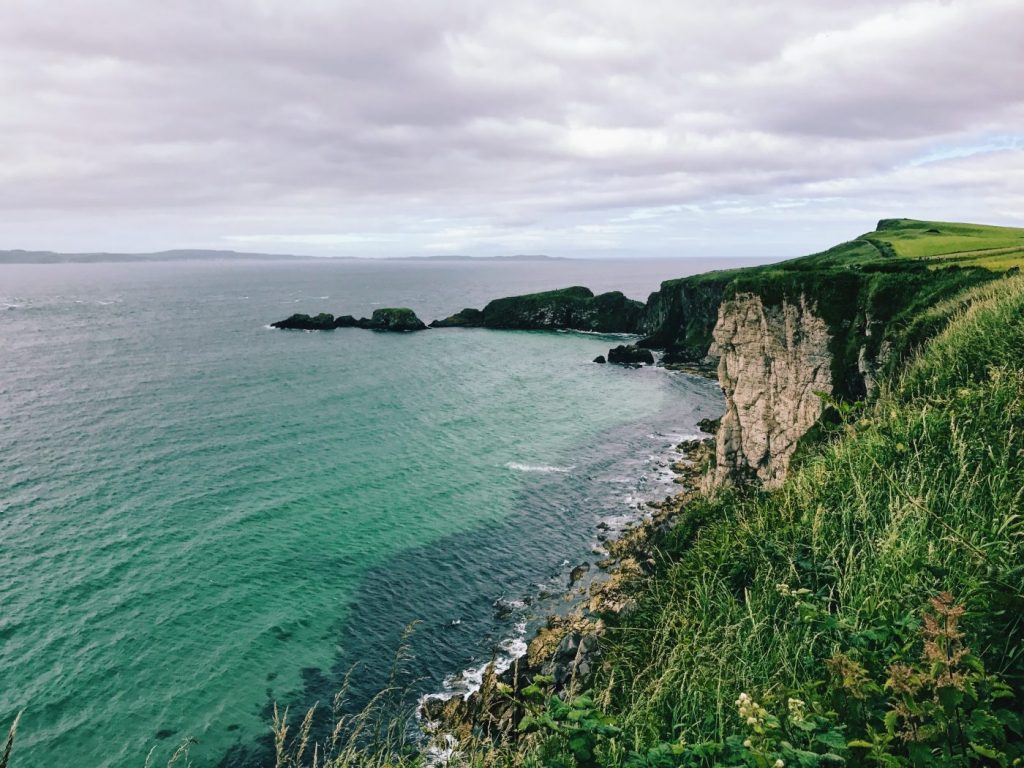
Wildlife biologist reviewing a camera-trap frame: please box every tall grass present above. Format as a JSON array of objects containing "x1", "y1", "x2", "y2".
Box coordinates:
[
  {"x1": 268, "y1": 625, "x2": 430, "y2": 768},
  {"x1": 591, "y1": 276, "x2": 1024, "y2": 758}
]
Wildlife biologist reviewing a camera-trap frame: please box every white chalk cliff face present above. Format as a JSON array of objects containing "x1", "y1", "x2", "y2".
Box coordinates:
[{"x1": 709, "y1": 293, "x2": 833, "y2": 488}]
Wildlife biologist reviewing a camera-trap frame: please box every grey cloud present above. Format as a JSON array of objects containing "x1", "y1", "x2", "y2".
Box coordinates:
[{"x1": 0, "y1": 0, "x2": 1020, "y2": 256}]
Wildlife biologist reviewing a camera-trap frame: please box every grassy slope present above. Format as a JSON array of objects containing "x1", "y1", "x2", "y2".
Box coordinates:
[{"x1": 588, "y1": 275, "x2": 1024, "y2": 765}]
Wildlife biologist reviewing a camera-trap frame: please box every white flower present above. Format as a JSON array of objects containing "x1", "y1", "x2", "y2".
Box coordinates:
[
  {"x1": 743, "y1": 739, "x2": 752, "y2": 748},
  {"x1": 774, "y1": 761, "x2": 785, "y2": 768}
]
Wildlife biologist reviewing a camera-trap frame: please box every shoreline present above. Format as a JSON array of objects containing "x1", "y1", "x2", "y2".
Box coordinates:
[{"x1": 419, "y1": 367, "x2": 719, "y2": 752}]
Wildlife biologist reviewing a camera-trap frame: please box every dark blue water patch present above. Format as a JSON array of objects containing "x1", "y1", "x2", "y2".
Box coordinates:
[{"x1": 216, "y1": 374, "x2": 721, "y2": 767}]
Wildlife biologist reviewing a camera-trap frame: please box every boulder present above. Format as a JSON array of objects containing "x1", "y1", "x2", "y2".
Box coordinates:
[
  {"x1": 569, "y1": 562, "x2": 590, "y2": 586},
  {"x1": 540, "y1": 632, "x2": 601, "y2": 688},
  {"x1": 697, "y1": 416, "x2": 721, "y2": 434},
  {"x1": 593, "y1": 355, "x2": 606, "y2": 364},
  {"x1": 607, "y1": 345, "x2": 655, "y2": 365}
]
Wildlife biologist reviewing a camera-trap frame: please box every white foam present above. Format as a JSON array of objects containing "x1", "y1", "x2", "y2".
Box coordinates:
[
  {"x1": 647, "y1": 431, "x2": 705, "y2": 442},
  {"x1": 505, "y1": 461, "x2": 573, "y2": 474},
  {"x1": 420, "y1": 620, "x2": 528, "y2": 707}
]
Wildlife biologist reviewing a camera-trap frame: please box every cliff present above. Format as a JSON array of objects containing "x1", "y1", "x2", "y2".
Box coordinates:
[
  {"x1": 709, "y1": 293, "x2": 832, "y2": 487},
  {"x1": 637, "y1": 274, "x2": 734, "y2": 363},
  {"x1": 631, "y1": 219, "x2": 1023, "y2": 487}
]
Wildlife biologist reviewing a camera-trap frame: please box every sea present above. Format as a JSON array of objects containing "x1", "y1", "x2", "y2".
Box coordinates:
[{"x1": 0, "y1": 257, "x2": 762, "y2": 767}]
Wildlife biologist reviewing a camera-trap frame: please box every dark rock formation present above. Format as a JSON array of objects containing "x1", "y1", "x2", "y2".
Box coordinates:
[
  {"x1": 271, "y1": 307, "x2": 427, "y2": 332},
  {"x1": 568, "y1": 562, "x2": 590, "y2": 586},
  {"x1": 592, "y1": 355, "x2": 606, "y2": 364},
  {"x1": 431, "y1": 286, "x2": 644, "y2": 333},
  {"x1": 359, "y1": 307, "x2": 427, "y2": 332},
  {"x1": 607, "y1": 345, "x2": 655, "y2": 365},
  {"x1": 638, "y1": 276, "x2": 732, "y2": 363},
  {"x1": 540, "y1": 632, "x2": 601, "y2": 688},
  {"x1": 697, "y1": 417, "x2": 721, "y2": 434},
  {"x1": 271, "y1": 313, "x2": 337, "y2": 330}
]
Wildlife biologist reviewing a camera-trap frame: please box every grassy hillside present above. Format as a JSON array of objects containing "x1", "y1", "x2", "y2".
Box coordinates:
[{"x1": 585, "y1": 274, "x2": 1024, "y2": 765}]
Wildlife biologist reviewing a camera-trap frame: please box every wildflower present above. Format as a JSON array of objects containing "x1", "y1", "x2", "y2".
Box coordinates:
[
  {"x1": 736, "y1": 691, "x2": 770, "y2": 731},
  {"x1": 786, "y1": 697, "x2": 806, "y2": 725},
  {"x1": 774, "y1": 760, "x2": 785, "y2": 768},
  {"x1": 743, "y1": 739, "x2": 752, "y2": 748}
]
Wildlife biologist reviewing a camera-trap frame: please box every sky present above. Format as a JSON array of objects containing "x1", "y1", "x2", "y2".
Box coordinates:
[{"x1": 1, "y1": 0, "x2": 1022, "y2": 259}]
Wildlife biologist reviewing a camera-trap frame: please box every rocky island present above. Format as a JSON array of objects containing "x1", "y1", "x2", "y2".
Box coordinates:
[
  {"x1": 430, "y1": 286, "x2": 644, "y2": 332},
  {"x1": 272, "y1": 307, "x2": 427, "y2": 332}
]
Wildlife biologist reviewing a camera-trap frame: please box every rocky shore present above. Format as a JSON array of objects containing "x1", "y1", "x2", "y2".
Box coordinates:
[{"x1": 419, "y1": 419, "x2": 717, "y2": 749}]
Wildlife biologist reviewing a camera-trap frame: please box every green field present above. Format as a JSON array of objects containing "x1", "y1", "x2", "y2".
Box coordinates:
[{"x1": 860, "y1": 218, "x2": 1024, "y2": 269}]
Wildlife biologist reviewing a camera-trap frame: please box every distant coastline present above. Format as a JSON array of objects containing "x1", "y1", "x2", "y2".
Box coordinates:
[{"x1": 0, "y1": 249, "x2": 564, "y2": 264}]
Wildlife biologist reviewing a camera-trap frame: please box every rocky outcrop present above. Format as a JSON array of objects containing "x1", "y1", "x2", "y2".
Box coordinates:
[
  {"x1": 606, "y1": 345, "x2": 655, "y2": 366},
  {"x1": 361, "y1": 307, "x2": 427, "y2": 331},
  {"x1": 710, "y1": 293, "x2": 833, "y2": 488},
  {"x1": 271, "y1": 312, "x2": 338, "y2": 330},
  {"x1": 430, "y1": 307, "x2": 484, "y2": 328},
  {"x1": 431, "y1": 286, "x2": 644, "y2": 333},
  {"x1": 271, "y1": 307, "x2": 427, "y2": 332}
]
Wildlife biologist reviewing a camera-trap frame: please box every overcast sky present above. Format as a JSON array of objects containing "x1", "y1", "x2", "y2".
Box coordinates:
[{"x1": 1, "y1": 0, "x2": 1021, "y2": 258}]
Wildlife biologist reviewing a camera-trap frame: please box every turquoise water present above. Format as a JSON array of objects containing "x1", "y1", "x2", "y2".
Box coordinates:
[{"x1": 0, "y1": 259, "x2": 732, "y2": 767}]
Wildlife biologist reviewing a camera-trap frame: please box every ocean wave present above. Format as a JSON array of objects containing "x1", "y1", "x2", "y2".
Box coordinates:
[
  {"x1": 419, "y1": 618, "x2": 528, "y2": 710},
  {"x1": 505, "y1": 461, "x2": 574, "y2": 474},
  {"x1": 554, "y1": 329, "x2": 638, "y2": 339},
  {"x1": 647, "y1": 430, "x2": 705, "y2": 442}
]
